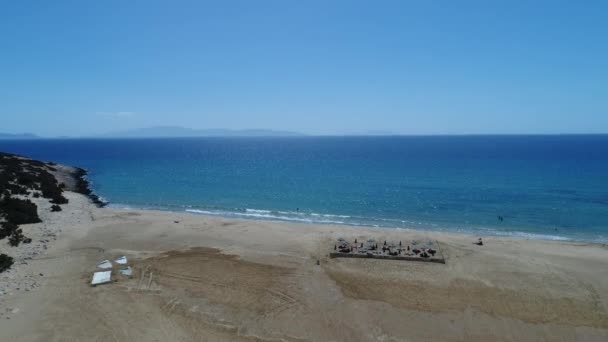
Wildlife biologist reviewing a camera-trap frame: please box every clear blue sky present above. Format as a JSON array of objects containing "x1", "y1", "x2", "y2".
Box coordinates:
[{"x1": 1, "y1": 0, "x2": 607, "y2": 136}]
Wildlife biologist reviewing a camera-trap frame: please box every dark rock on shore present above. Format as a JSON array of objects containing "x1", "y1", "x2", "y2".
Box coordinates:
[{"x1": 71, "y1": 167, "x2": 106, "y2": 207}]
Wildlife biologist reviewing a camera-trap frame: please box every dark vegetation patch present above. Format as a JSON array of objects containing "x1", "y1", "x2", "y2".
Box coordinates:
[
  {"x1": 0, "y1": 222, "x2": 18, "y2": 240},
  {"x1": 0, "y1": 253, "x2": 13, "y2": 272},
  {"x1": 0, "y1": 152, "x2": 104, "y2": 271},
  {"x1": 1, "y1": 152, "x2": 68, "y2": 205},
  {"x1": 38, "y1": 169, "x2": 68, "y2": 204},
  {"x1": 0, "y1": 196, "x2": 41, "y2": 225},
  {"x1": 8, "y1": 227, "x2": 31, "y2": 246},
  {"x1": 0, "y1": 152, "x2": 71, "y2": 257}
]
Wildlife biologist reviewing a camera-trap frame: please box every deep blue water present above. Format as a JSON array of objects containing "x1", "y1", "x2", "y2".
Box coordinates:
[{"x1": 2, "y1": 136, "x2": 607, "y2": 242}]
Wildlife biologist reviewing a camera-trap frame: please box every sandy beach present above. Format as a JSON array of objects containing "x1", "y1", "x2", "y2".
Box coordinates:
[
  {"x1": 2, "y1": 0, "x2": 607, "y2": 339},
  {"x1": 0, "y1": 190, "x2": 606, "y2": 341}
]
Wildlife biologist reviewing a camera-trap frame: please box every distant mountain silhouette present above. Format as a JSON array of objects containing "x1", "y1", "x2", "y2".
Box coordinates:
[
  {"x1": 101, "y1": 126, "x2": 305, "y2": 138},
  {"x1": 0, "y1": 132, "x2": 39, "y2": 139},
  {"x1": 348, "y1": 130, "x2": 398, "y2": 136}
]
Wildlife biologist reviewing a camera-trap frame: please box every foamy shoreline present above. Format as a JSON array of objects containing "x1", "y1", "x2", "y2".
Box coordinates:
[{"x1": 103, "y1": 201, "x2": 603, "y2": 245}]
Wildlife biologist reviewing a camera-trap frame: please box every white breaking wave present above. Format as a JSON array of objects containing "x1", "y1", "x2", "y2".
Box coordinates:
[
  {"x1": 246, "y1": 208, "x2": 351, "y2": 219},
  {"x1": 492, "y1": 231, "x2": 571, "y2": 241},
  {"x1": 309, "y1": 213, "x2": 351, "y2": 218},
  {"x1": 107, "y1": 204, "x2": 596, "y2": 243},
  {"x1": 186, "y1": 209, "x2": 349, "y2": 225},
  {"x1": 245, "y1": 208, "x2": 272, "y2": 214}
]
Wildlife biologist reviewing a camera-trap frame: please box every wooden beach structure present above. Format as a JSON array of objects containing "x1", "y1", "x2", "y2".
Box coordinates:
[{"x1": 329, "y1": 238, "x2": 446, "y2": 264}]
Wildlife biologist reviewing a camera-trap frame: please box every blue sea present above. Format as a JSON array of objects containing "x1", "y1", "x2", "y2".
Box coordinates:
[{"x1": 1, "y1": 136, "x2": 607, "y2": 242}]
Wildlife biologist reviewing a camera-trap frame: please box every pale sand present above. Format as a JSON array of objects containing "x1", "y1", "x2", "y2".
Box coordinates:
[{"x1": 1, "y1": 191, "x2": 608, "y2": 341}]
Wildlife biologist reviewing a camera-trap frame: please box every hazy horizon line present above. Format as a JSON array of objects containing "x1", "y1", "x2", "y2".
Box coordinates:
[{"x1": 2, "y1": 132, "x2": 608, "y2": 139}]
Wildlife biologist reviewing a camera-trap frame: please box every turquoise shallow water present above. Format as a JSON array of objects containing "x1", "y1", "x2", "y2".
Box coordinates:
[{"x1": 2, "y1": 135, "x2": 607, "y2": 242}]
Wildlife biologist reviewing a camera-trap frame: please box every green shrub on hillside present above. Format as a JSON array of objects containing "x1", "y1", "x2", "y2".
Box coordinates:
[
  {"x1": 0, "y1": 253, "x2": 13, "y2": 273},
  {"x1": 0, "y1": 197, "x2": 41, "y2": 225},
  {"x1": 0, "y1": 221, "x2": 18, "y2": 240}
]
